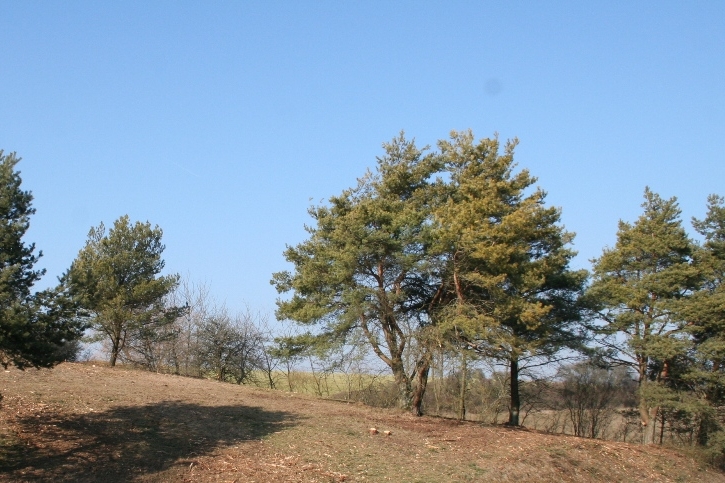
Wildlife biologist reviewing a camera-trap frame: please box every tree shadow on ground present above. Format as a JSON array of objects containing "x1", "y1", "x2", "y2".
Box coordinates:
[{"x1": 0, "y1": 400, "x2": 298, "y2": 482}]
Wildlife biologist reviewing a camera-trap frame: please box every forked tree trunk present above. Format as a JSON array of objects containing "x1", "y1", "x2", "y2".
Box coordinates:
[
  {"x1": 108, "y1": 320, "x2": 126, "y2": 367},
  {"x1": 109, "y1": 347, "x2": 119, "y2": 367},
  {"x1": 109, "y1": 332, "x2": 122, "y2": 367},
  {"x1": 638, "y1": 383, "x2": 662, "y2": 444}
]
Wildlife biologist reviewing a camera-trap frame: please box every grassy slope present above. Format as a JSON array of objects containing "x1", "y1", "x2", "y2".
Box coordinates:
[{"x1": 0, "y1": 363, "x2": 721, "y2": 483}]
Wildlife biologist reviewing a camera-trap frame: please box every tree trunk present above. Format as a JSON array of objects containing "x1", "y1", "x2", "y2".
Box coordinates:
[
  {"x1": 285, "y1": 361, "x2": 294, "y2": 392},
  {"x1": 458, "y1": 351, "x2": 467, "y2": 421},
  {"x1": 639, "y1": 399, "x2": 659, "y2": 444},
  {"x1": 109, "y1": 329, "x2": 122, "y2": 367},
  {"x1": 396, "y1": 379, "x2": 413, "y2": 410},
  {"x1": 433, "y1": 352, "x2": 443, "y2": 415},
  {"x1": 108, "y1": 318, "x2": 130, "y2": 367},
  {"x1": 637, "y1": 358, "x2": 656, "y2": 444},
  {"x1": 508, "y1": 355, "x2": 520, "y2": 426},
  {"x1": 390, "y1": 353, "x2": 413, "y2": 410},
  {"x1": 109, "y1": 347, "x2": 119, "y2": 367},
  {"x1": 639, "y1": 398, "x2": 651, "y2": 443},
  {"x1": 266, "y1": 366, "x2": 275, "y2": 390},
  {"x1": 411, "y1": 352, "x2": 432, "y2": 417}
]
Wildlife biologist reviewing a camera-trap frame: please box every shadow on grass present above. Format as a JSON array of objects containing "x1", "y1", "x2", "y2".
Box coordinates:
[{"x1": 0, "y1": 400, "x2": 298, "y2": 482}]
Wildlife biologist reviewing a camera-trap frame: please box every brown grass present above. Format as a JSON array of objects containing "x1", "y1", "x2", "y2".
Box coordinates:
[{"x1": 0, "y1": 363, "x2": 722, "y2": 482}]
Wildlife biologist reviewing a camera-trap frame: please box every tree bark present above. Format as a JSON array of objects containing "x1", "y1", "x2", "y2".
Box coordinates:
[
  {"x1": 395, "y1": 370, "x2": 413, "y2": 410},
  {"x1": 109, "y1": 328, "x2": 122, "y2": 367},
  {"x1": 109, "y1": 347, "x2": 119, "y2": 367},
  {"x1": 508, "y1": 355, "x2": 520, "y2": 426},
  {"x1": 637, "y1": 356, "x2": 655, "y2": 444},
  {"x1": 458, "y1": 351, "x2": 467, "y2": 421},
  {"x1": 638, "y1": 398, "x2": 659, "y2": 444},
  {"x1": 411, "y1": 351, "x2": 432, "y2": 416},
  {"x1": 390, "y1": 352, "x2": 413, "y2": 410}
]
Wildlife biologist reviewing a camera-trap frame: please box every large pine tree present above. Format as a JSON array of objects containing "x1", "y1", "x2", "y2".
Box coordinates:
[
  {"x1": 588, "y1": 188, "x2": 700, "y2": 443},
  {"x1": 432, "y1": 131, "x2": 586, "y2": 426},
  {"x1": 273, "y1": 134, "x2": 441, "y2": 415},
  {"x1": 680, "y1": 195, "x2": 725, "y2": 446},
  {"x1": 275, "y1": 131, "x2": 587, "y2": 419}
]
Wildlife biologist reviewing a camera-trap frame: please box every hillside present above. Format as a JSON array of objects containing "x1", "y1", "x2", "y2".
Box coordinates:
[{"x1": 0, "y1": 363, "x2": 721, "y2": 483}]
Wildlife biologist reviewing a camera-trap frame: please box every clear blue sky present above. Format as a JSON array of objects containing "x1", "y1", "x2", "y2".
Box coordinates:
[{"x1": 1, "y1": 1, "x2": 723, "y2": 318}]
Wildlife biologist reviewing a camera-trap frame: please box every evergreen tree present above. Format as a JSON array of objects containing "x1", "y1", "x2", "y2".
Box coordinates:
[
  {"x1": 689, "y1": 195, "x2": 725, "y2": 397},
  {"x1": 433, "y1": 131, "x2": 587, "y2": 426},
  {"x1": 66, "y1": 215, "x2": 180, "y2": 366},
  {"x1": 274, "y1": 131, "x2": 588, "y2": 419},
  {"x1": 587, "y1": 188, "x2": 700, "y2": 443},
  {"x1": 0, "y1": 151, "x2": 85, "y2": 372},
  {"x1": 681, "y1": 195, "x2": 725, "y2": 446},
  {"x1": 272, "y1": 134, "x2": 441, "y2": 415}
]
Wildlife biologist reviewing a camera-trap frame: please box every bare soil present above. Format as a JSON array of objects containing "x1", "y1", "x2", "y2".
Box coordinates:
[{"x1": 0, "y1": 363, "x2": 721, "y2": 482}]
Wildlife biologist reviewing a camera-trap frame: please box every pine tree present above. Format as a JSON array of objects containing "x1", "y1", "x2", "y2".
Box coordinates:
[
  {"x1": 681, "y1": 195, "x2": 725, "y2": 446},
  {"x1": 433, "y1": 131, "x2": 587, "y2": 426},
  {"x1": 588, "y1": 188, "x2": 700, "y2": 443},
  {"x1": 0, "y1": 151, "x2": 85, "y2": 371},
  {"x1": 274, "y1": 131, "x2": 586, "y2": 420},
  {"x1": 66, "y1": 215, "x2": 180, "y2": 366},
  {"x1": 272, "y1": 134, "x2": 441, "y2": 415}
]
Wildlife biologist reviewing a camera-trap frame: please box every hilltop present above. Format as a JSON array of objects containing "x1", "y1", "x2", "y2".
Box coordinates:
[{"x1": 0, "y1": 363, "x2": 721, "y2": 483}]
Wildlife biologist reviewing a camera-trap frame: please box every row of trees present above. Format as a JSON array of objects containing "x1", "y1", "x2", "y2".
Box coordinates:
[
  {"x1": 2, "y1": 132, "x2": 723, "y2": 453},
  {"x1": 0, "y1": 153, "x2": 370, "y2": 394},
  {"x1": 0, "y1": 151, "x2": 283, "y2": 390},
  {"x1": 0, "y1": 150, "x2": 183, "y2": 378},
  {"x1": 272, "y1": 131, "x2": 725, "y2": 450}
]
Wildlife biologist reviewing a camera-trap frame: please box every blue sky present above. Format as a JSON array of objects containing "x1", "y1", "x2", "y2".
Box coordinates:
[{"x1": 1, "y1": 1, "x2": 723, "y2": 318}]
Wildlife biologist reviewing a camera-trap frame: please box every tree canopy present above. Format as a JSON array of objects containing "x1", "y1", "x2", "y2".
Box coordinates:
[
  {"x1": 432, "y1": 131, "x2": 587, "y2": 425},
  {"x1": 273, "y1": 134, "x2": 441, "y2": 414},
  {"x1": 587, "y1": 188, "x2": 701, "y2": 443},
  {"x1": 679, "y1": 195, "x2": 725, "y2": 446},
  {"x1": 273, "y1": 131, "x2": 586, "y2": 420},
  {"x1": 0, "y1": 151, "x2": 85, "y2": 371},
  {"x1": 66, "y1": 215, "x2": 181, "y2": 366}
]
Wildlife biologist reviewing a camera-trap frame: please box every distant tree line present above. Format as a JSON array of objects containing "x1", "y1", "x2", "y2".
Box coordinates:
[{"x1": 1, "y1": 131, "x2": 724, "y2": 459}]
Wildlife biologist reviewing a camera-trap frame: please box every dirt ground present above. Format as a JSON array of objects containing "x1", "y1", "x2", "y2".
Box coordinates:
[{"x1": 1, "y1": 363, "x2": 722, "y2": 482}]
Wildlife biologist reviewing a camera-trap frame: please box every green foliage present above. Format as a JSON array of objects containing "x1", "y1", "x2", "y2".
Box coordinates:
[
  {"x1": 688, "y1": 195, "x2": 725, "y2": 392},
  {"x1": 66, "y1": 215, "x2": 180, "y2": 366},
  {"x1": 0, "y1": 151, "x2": 85, "y2": 370},
  {"x1": 587, "y1": 188, "x2": 699, "y2": 366},
  {"x1": 672, "y1": 194, "x2": 725, "y2": 448},
  {"x1": 273, "y1": 131, "x2": 586, "y2": 418},
  {"x1": 273, "y1": 133, "x2": 442, "y2": 412},
  {"x1": 587, "y1": 188, "x2": 701, "y2": 442},
  {"x1": 433, "y1": 131, "x2": 587, "y2": 425},
  {"x1": 588, "y1": 189, "x2": 699, "y2": 338}
]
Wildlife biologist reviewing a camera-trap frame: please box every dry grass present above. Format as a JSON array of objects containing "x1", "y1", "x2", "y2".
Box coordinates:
[{"x1": 0, "y1": 363, "x2": 722, "y2": 482}]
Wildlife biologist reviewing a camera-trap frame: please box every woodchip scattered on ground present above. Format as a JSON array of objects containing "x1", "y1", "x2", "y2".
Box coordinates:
[{"x1": 1, "y1": 363, "x2": 722, "y2": 482}]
